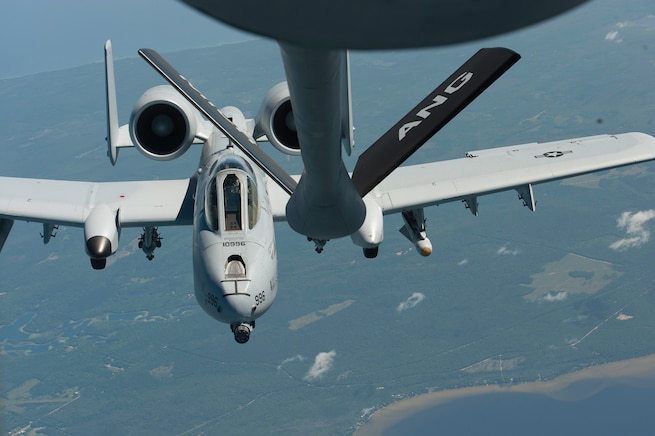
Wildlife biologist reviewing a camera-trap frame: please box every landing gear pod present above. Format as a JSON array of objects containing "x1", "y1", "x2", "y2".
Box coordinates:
[
  {"x1": 84, "y1": 204, "x2": 120, "y2": 269},
  {"x1": 351, "y1": 195, "x2": 384, "y2": 258}
]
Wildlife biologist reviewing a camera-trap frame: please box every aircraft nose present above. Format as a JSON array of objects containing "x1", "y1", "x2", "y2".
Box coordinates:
[{"x1": 223, "y1": 293, "x2": 255, "y2": 318}]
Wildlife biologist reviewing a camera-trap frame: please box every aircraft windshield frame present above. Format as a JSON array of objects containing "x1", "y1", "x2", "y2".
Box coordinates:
[
  {"x1": 205, "y1": 156, "x2": 260, "y2": 232},
  {"x1": 214, "y1": 155, "x2": 256, "y2": 180}
]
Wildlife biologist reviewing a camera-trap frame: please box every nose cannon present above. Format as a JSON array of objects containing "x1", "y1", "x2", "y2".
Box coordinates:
[{"x1": 231, "y1": 322, "x2": 254, "y2": 344}]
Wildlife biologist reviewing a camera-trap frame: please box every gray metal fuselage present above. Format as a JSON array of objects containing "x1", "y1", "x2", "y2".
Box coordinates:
[
  {"x1": 192, "y1": 130, "x2": 277, "y2": 338},
  {"x1": 182, "y1": 0, "x2": 588, "y2": 50}
]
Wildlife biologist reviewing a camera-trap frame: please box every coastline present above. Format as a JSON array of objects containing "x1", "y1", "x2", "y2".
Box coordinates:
[{"x1": 355, "y1": 354, "x2": 655, "y2": 435}]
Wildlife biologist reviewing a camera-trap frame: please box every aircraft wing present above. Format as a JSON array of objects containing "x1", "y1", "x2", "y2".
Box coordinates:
[
  {"x1": 370, "y1": 132, "x2": 655, "y2": 214},
  {"x1": 267, "y1": 132, "x2": 655, "y2": 221},
  {"x1": 0, "y1": 177, "x2": 195, "y2": 228},
  {"x1": 267, "y1": 175, "x2": 295, "y2": 221}
]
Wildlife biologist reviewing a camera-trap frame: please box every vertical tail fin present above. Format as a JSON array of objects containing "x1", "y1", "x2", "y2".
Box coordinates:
[{"x1": 105, "y1": 40, "x2": 120, "y2": 165}]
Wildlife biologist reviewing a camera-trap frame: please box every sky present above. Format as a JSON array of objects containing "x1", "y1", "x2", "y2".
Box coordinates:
[
  {"x1": 0, "y1": 0, "x2": 601, "y2": 80},
  {"x1": 0, "y1": 0, "x2": 250, "y2": 79}
]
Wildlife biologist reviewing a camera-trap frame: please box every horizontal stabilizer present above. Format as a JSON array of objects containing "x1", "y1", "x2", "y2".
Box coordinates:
[
  {"x1": 138, "y1": 48, "x2": 297, "y2": 196},
  {"x1": 352, "y1": 47, "x2": 520, "y2": 197}
]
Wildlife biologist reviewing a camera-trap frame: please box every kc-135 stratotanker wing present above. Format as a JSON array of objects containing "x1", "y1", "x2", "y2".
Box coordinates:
[{"x1": 2, "y1": 37, "x2": 655, "y2": 342}]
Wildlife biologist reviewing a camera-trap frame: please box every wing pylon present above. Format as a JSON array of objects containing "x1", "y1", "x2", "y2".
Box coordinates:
[{"x1": 0, "y1": 218, "x2": 13, "y2": 252}]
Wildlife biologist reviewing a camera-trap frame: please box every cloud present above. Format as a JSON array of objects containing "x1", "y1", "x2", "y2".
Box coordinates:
[
  {"x1": 457, "y1": 259, "x2": 469, "y2": 266},
  {"x1": 609, "y1": 210, "x2": 655, "y2": 251},
  {"x1": 396, "y1": 292, "x2": 426, "y2": 312},
  {"x1": 277, "y1": 354, "x2": 305, "y2": 370},
  {"x1": 303, "y1": 351, "x2": 336, "y2": 381},
  {"x1": 604, "y1": 20, "x2": 630, "y2": 43},
  {"x1": 604, "y1": 31, "x2": 621, "y2": 42},
  {"x1": 497, "y1": 244, "x2": 520, "y2": 256},
  {"x1": 37, "y1": 252, "x2": 59, "y2": 264},
  {"x1": 542, "y1": 291, "x2": 568, "y2": 302}
]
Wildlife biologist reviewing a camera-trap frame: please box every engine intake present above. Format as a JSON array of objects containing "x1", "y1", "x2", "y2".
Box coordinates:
[
  {"x1": 254, "y1": 82, "x2": 300, "y2": 156},
  {"x1": 130, "y1": 85, "x2": 201, "y2": 161}
]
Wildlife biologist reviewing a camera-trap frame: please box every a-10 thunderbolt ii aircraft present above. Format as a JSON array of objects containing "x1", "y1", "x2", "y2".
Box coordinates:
[
  {"x1": 3, "y1": 0, "x2": 655, "y2": 343},
  {"x1": 1, "y1": 40, "x2": 654, "y2": 343}
]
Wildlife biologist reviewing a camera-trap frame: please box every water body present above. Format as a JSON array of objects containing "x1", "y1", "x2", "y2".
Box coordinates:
[
  {"x1": 383, "y1": 383, "x2": 655, "y2": 435},
  {"x1": 358, "y1": 356, "x2": 655, "y2": 436}
]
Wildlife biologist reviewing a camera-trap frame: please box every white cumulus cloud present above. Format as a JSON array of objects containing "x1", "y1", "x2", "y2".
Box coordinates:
[
  {"x1": 303, "y1": 351, "x2": 336, "y2": 381},
  {"x1": 497, "y1": 244, "x2": 520, "y2": 256},
  {"x1": 604, "y1": 31, "x2": 621, "y2": 42},
  {"x1": 604, "y1": 20, "x2": 631, "y2": 43},
  {"x1": 396, "y1": 292, "x2": 426, "y2": 312},
  {"x1": 542, "y1": 291, "x2": 568, "y2": 302},
  {"x1": 610, "y1": 210, "x2": 655, "y2": 251}
]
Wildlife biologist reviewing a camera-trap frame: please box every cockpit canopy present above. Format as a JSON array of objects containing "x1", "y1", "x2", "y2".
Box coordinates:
[{"x1": 205, "y1": 155, "x2": 259, "y2": 232}]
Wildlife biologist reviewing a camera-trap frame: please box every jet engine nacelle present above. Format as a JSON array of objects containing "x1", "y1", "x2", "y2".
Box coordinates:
[
  {"x1": 84, "y1": 204, "x2": 120, "y2": 270},
  {"x1": 129, "y1": 85, "x2": 202, "y2": 161},
  {"x1": 254, "y1": 82, "x2": 300, "y2": 156}
]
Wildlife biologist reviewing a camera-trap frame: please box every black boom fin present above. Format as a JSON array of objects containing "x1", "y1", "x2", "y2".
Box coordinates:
[{"x1": 351, "y1": 47, "x2": 520, "y2": 197}]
